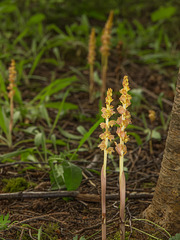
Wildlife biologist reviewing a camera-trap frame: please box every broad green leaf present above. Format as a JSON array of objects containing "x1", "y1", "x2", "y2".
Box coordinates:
[
  {"x1": 151, "y1": 6, "x2": 176, "y2": 22},
  {"x1": 45, "y1": 102, "x2": 78, "y2": 110},
  {"x1": 128, "y1": 132, "x2": 142, "y2": 146},
  {"x1": 23, "y1": 126, "x2": 38, "y2": 135},
  {"x1": 46, "y1": 139, "x2": 66, "y2": 146},
  {"x1": 0, "y1": 73, "x2": 7, "y2": 100},
  {"x1": 0, "y1": 106, "x2": 8, "y2": 135},
  {"x1": 0, "y1": 148, "x2": 36, "y2": 161},
  {"x1": 34, "y1": 132, "x2": 44, "y2": 147},
  {"x1": 169, "y1": 233, "x2": 180, "y2": 240},
  {"x1": 14, "y1": 87, "x2": 22, "y2": 104},
  {"x1": 152, "y1": 129, "x2": 161, "y2": 140},
  {"x1": 126, "y1": 124, "x2": 144, "y2": 131},
  {"x1": 58, "y1": 127, "x2": 81, "y2": 140},
  {"x1": 62, "y1": 161, "x2": 82, "y2": 191},
  {"x1": 0, "y1": 4, "x2": 17, "y2": 13},
  {"x1": 27, "y1": 13, "x2": 45, "y2": 25}
]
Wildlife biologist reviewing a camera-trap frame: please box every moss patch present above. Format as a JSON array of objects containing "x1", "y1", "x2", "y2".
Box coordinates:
[{"x1": 2, "y1": 177, "x2": 36, "y2": 193}]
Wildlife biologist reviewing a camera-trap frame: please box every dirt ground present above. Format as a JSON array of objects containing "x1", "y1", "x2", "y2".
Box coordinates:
[{"x1": 0, "y1": 50, "x2": 175, "y2": 239}]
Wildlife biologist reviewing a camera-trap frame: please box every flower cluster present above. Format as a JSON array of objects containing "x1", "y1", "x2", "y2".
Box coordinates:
[
  {"x1": 7, "y1": 59, "x2": 16, "y2": 99},
  {"x1": 115, "y1": 76, "x2": 131, "y2": 156},
  {"x1": 87, "y1": 28, "x2": 96, "y2": 65},
  {"x1": 149, "y1": 109, "x2": 156, "y2": 124},
  {"x1": 100, "y1": 11, "x2": 113, "y2": 57},
  {"x1": 98, "y1": 88, "x2": 115, "y2": 154}
]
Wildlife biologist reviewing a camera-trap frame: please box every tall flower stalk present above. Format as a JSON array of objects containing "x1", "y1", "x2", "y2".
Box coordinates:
[
  {"x1": 100, "y1": 11, "x2": 113, "y2": 104},
  {"x1": 98, "y1": 88, "x2": 115, "y2": 240},
  {"x1": 115, "y1": 76, "x2": 131, "y2": 239},
  {"x1": 7, "y1": 59, "x2": 17, "y2": 147},
  {"x1": 88, "y1": 28, "x2": 96, "y2": 103}
]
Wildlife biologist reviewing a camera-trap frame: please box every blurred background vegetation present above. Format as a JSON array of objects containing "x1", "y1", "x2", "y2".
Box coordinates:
[{"x1": 1, "y1": 0, "x2": 180, "y2": 82}]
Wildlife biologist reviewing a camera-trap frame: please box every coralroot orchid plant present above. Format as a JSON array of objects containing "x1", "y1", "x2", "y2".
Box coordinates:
[
  {"x1": 88, "y1": 28, "x2": 96, "y2": 103},
  {"x1": 115, "y1": 76, "x2": 131, "y2": 239},
  {"x1": 99, "y1": 76, "x2": 131, "y2": 240},
  {"x1": 100, "y1": 11, "x2": 113, "y2": 104},
  {"x1": 98, "y1": 88, "x2": 115, "y2": 240},
  {"x1": 8, "y1": 59, "x2": 16, "y2": 138}
]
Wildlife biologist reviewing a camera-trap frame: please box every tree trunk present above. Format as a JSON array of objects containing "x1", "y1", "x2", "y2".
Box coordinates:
[{"x1": 143, "y1": 69, "x2": 180, "y2": 234}]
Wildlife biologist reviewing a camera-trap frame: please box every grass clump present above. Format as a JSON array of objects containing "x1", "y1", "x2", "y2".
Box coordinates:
[
  {"x1": 43, "y1": 223, "x2": 60, "y2": 240},
  {"x1": 2, "y1": 177, "x2": 35, "y2": 193}
]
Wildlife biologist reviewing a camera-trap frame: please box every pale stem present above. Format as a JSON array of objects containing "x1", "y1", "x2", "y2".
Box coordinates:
[{"x1": 103, "y1": 117, "x2": 109, "y2": 177}]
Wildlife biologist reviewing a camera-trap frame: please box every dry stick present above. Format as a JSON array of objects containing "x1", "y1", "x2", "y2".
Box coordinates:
[{"x1": 0, "y1": 191, "x2": 153, "y2": 201}]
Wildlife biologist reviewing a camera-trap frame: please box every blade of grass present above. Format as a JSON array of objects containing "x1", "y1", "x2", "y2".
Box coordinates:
[
  {"x1": 49, "y1": 89, "x2": 70, "y2": 136},
  {"x1": 71, "y1": 117, "x2": 103, "y2": 160}
]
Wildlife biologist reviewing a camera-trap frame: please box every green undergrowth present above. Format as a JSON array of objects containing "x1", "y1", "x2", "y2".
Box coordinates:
[
  {"x1": 16, "y1": 223, "x2": 60, "y2": 240},
  {"x1": 2, "y1": 177, "x2": 36, "y2": 193}
]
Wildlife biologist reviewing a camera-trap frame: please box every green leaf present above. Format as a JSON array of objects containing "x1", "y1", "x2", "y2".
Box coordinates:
[
  {"x1": 126, "y1": 124, "x2": 144, "y2": 131},
  {"x1": 46, "y1": 139, "x2": 66, "y2": 146},
  {"x1": 39, "y1": 104, "x2": 51, "y2": 127},
  {"x1": 30, "y1": 76, "x2": 77, "y2": 104},
  {"x1": 13, "y1": 111, "x2": 21, "y2": 126},
  {"x1": 50, "y1": 89, "x2": 69, "y2": 135},
  {"x1": 0, "y1": 148, "x2": 36, "y2": 161},
  {"x1": 0, "y1": 106, "x2": 8, "y2": 135},
  {"x1": 38, "y1": 226, "x2": 42, "y2": 240},
  {"x1": 34, "y1": 132, "x2": 44, "y2": 147},
  {"x1": 48, "y1": 158, "x2": 65, "y2": 190},
  {"x1": 0, "y1": 4, "x2": 17, "y2": 13},
  {"x1": 128, "y1": 132, "x2": 142, "y2": 146},
  {"x1": 151, "y1": 6, "x2": 176, "y2": 22},
  {"x1": 75, "y1": 117, "x2": 103, "y2": 153},
  {"x1": 29, "y1": 49, "x2": 45, "y2": 76},
  {"x1": 152, "y1": 129, "x2": 161, "y2": 140},
  {"x1": 27, "y1": 13, "x2": 45, "y2": 25},
  {"x1": 45, "y1": 102, "x2": 78, "y2": 110},
  {"x1": 0, "y1": 213, "x2": 11, "y2": 230},
  {"x1": 169, "y1": 233, "x2": 180, "y2": 240},
  {"x1": 58, "y1": 127, "x2": 81, "y2": 140},
  {"x1": 77, "y1": 125, "x2": 92, "y2": 148},
  {"x1": 62, "y1": 161, "x2": 82, "y2": 191}
]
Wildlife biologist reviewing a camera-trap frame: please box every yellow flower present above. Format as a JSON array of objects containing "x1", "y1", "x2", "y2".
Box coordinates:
[{"x1": 149, "y1": 110, "x2": 156, "y2": 123}]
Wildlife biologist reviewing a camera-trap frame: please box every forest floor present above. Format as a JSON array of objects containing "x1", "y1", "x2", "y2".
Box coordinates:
[{"x1": 0, "y1": 49, "x2": 175, "y2": 240}]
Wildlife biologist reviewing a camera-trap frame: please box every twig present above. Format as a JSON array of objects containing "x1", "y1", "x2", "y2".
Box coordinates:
[
  {"x1": 74, "y1": 217, "x2": 119, "y2": 235},
  {"x1": 0, "y1": 161, "x2": 47, "y2": 168},
  {"x1": 0, "y1": 191, "x2": 153, "y2": 201}
]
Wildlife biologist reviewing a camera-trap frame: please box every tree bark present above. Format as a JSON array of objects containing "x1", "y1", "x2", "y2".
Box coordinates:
[{"x1": 143, "y1": 70, "x2": 180, "y2": 234}]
